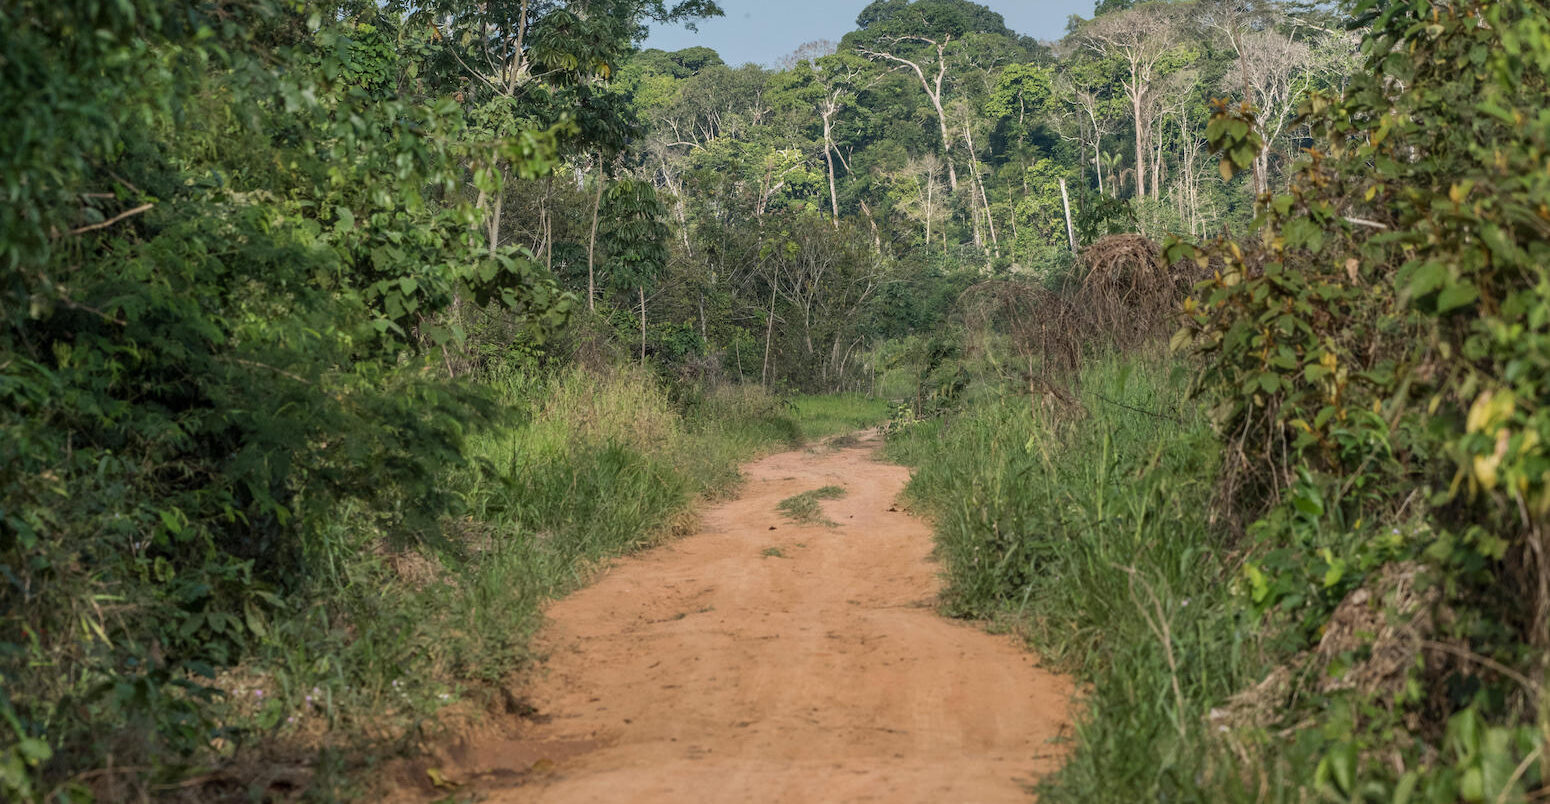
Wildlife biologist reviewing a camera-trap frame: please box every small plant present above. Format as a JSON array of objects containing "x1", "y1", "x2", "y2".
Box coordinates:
[
  {"x1": 761, "y1": 547, "x2": 786, "y2": 558},
  {"x1": 776, "y1": 486, "x2": 848, "y2": 527}
]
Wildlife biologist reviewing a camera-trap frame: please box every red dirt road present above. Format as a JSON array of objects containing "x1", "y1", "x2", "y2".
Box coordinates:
[{"x1": 416, "y1": 434, "x2": 1073, "y2": 802}]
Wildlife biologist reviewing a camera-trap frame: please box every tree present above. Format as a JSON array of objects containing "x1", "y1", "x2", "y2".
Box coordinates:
[
  {"x1": 1200, "y1": 0, "x2": 1347, "y2": 193},
  {"x1": 857, "y1": 33, "x2": 963, "y2": 192},
  {"x1": 601, "y1": 179, "x2": 671, "y2": 364},
  {"x1": 1076, "y1": 2, "x2": 1188, "y2": 201}
]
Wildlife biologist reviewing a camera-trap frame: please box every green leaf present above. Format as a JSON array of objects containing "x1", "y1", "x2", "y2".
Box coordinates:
[
  {"x1": 1294, "y1": 493, "x2": 1324, "y2": 517},
  {"x1": 1406, "y1": 260, "x2": 1448, "y2": 299},
  {"x1": 1437, "y1": 282, "x2": 1479, "y2": 313},
  {"x1": 17, "y1": 738, "x2": 51, "y2": 765},
  {"x1": 1328, "y1": 742, "x2": 1357, "y2": 794},
  {"x1": 244, "y1": 600, "x2": 268, "y2": 639}
]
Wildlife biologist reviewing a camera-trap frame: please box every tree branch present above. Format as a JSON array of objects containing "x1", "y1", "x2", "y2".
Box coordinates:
[{"x1": 67, "y1": 203, "x2": 153, "y2": 236}]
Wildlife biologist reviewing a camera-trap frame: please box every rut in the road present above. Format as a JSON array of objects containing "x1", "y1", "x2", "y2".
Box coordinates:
[{"x1": 402, "y1": 433, "x2": 1074, "y2": 802}]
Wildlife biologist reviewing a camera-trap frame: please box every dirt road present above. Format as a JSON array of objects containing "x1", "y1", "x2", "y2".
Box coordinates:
[{"x1": 417, "y1": 433, "x2": 1073, "y2": 802}]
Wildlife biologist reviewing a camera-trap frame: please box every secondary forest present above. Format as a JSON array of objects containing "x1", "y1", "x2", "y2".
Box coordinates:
[{"x1": 3, "y1": 0, "x2": 1549, "y2": 800}]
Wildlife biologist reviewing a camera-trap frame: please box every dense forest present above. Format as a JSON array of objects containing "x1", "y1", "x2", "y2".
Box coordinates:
[{"x1": 3, "y1": 0, "x2": 1548, "y2": 801}]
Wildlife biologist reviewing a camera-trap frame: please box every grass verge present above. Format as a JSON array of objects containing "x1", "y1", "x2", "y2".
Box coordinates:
[
  {"x1": 885, "y1": 354, "x2": 1255, "y2": 800},
  {"x1": 790, "y1": 394, "x2": 890, "y2": 441}
]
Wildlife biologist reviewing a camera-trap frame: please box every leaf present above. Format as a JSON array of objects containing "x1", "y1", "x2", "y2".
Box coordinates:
[
  {"x1": 17, "y1": 738, "x2": 52, "y2": 766},
  {"x1": 1405, "y1": 260, "x2": 1448, "y2": 299},
  {"x1": 335, "y1": 206, "x2": 355, "y2": 233},
  {"x1": 1460, "y1": 766, "x2": 1484, "y2": 801},
  {"x1": 1436, "y1": 282, "x2": 1478, "y2": 313},
  {"x1": 1169, "y1": 327, "x2": 1193, "y2": 353},
  {"x1": 244, "y1": 600, "x2": 268, "y2": 639},
  {"x1": 1293, "y1": 493, "x2": 1324, "y2": 517},
  {"x1": 1328, "y1": 742, "x2": 1357, "y2": 794},
  {"x1": 1391, "y1": 771, "x2": 1419, "y2": 804}
]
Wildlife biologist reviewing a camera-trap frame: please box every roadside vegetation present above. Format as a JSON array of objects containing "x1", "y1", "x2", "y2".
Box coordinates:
[{"x1": 889, "y1": 1, "x2": 1550, "y2": 801}]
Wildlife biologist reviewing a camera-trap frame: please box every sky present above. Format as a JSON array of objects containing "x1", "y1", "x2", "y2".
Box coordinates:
[{"x1": 643, "y1": 1, "x2": 1097, "y2": 67}]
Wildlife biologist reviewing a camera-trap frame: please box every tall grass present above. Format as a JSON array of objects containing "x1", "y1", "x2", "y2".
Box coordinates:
[
  {"x1": 888, "y1": 355, "x2": 1272, "y2": 800},
  {"x1": 221, "y1": 365, "x2": 884, "y2": 796}
]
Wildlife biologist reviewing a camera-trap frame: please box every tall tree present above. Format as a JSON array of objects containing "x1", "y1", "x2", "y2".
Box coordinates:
[{"x1": 1076, "y1": 2, "x2": 1188, "y2": 201}]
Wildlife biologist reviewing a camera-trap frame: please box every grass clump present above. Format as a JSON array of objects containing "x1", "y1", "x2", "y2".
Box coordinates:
[
  {"x1": 776, "y1": 486, "x2": 848, "y2": 527},
  {"x1": 887, "y1": 355, "x2": 1250, "y2": 800}
]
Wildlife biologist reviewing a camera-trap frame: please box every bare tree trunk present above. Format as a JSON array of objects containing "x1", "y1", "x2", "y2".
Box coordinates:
[
  {"x1": 762, "y1": 282, "x2": 776, "y2": 389},
  {"x1": 1152, "y1": 123, "x2": 1165, "y2": 202},
  {"x1": 823, "y1": 104, "x2": 841, "y2": 226},
  {"x1": 543, "y1": 186, "x2": 553, "y2": 274},
  {"x1": 1059, "y1": 177, "x2": 1078, "y2": 253},
  {"x1": 639, "y1": 285, "x2": 647, "y2": 366},
  {"x1": 1133, "y1": 89, "x2": 1147, "y2": 200},
  {"x1": 925, "y1": 173, "x2": 934, "y2": 247},
  {"x1": 859, "y1": 200, "x2": 882, "y2": 252},
  {"x1": 586, "y1": 165, "x2": 604, "y2": 311},
  {"x1": 489, "y1": 189, "x2": 505, "y2": 257},
  {"x1": 963, "y1": 122, "x2": 999, "y2": 257},
  {"x1": 1094, "y1": 131, "x2": 1105, "y2": 196}
]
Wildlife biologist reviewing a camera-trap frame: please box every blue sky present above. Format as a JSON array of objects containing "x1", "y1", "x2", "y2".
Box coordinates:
[{"x1": 643, "y1": 1, "x2": 1097, "y2": 67}]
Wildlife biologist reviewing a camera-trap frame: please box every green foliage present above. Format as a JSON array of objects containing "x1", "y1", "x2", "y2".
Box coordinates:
[
  {"x1": 788, "y1": 394, "x2": 892, "y2": 439},
  {"x1": 0, "y1": 0, "x2": 724, "y2": 796},
  {"x1": 887, "y1": 356, "x2": 1244, "y2": 799},
  {"x1": 1165, "y1": 0, "x2": 1550, "y2": 797},
  {"x1": 602, "y1": 179, "x2": 672, "y2": 295}
]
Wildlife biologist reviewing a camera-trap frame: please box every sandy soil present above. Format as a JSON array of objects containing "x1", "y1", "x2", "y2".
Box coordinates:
[{"x1": 403, "y1": 433, "x2": 1073, "y2": 802}]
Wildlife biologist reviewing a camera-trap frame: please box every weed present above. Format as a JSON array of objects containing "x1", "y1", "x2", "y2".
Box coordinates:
[
  {"x1": 761, "y1": 547, "x2": 786, "y2": 559},
  {"x1": 777, "y1": 486, "x2": 848, "y2": 527}
]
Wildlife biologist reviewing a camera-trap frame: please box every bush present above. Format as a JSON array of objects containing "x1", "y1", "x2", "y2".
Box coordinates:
[{"x1": 1163, "y1": 0, "x2": 1550, "y2": 797}]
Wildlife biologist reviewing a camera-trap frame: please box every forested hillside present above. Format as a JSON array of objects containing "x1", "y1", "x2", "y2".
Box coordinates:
[{"x1": 4, "y1": 0, "x2": 1549, "y2": 801}]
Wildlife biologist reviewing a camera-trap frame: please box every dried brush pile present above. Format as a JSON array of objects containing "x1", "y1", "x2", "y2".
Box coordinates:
[
  {"x1": 1075, "y1": 234, "x2": 1186, "y2": 351},
  {"x1": 953, "y1": 234, "x2": 1185, "y2": 405},
  {"x1": 958, "y1": 280, "x2": 1081, "y2": 379}
]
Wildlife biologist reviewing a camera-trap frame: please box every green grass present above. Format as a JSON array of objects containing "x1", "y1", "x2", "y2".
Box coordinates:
[
  {"x1": 789, "y1": 393, "x2": 889, "y2": 440},
  {"x1": 886, "y1": 354, "x2": 1267, "y2": 801},
  {"x1": 776, "y1": 485, "x2": 848, "y2": 527}
]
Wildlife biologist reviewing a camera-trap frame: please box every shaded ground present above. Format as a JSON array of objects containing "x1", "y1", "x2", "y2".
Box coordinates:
[{"x1": 395, "y1": 433, "x2": 1073, "y2": 802}]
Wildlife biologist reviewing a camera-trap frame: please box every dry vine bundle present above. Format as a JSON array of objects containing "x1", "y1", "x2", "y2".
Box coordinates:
[
  {"x1": 1075, "y1": 233, "x2": 1185, "y2": 351},
  {"x1": 957, "y1": 280, "x2": 1082, "y2": 382}
]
